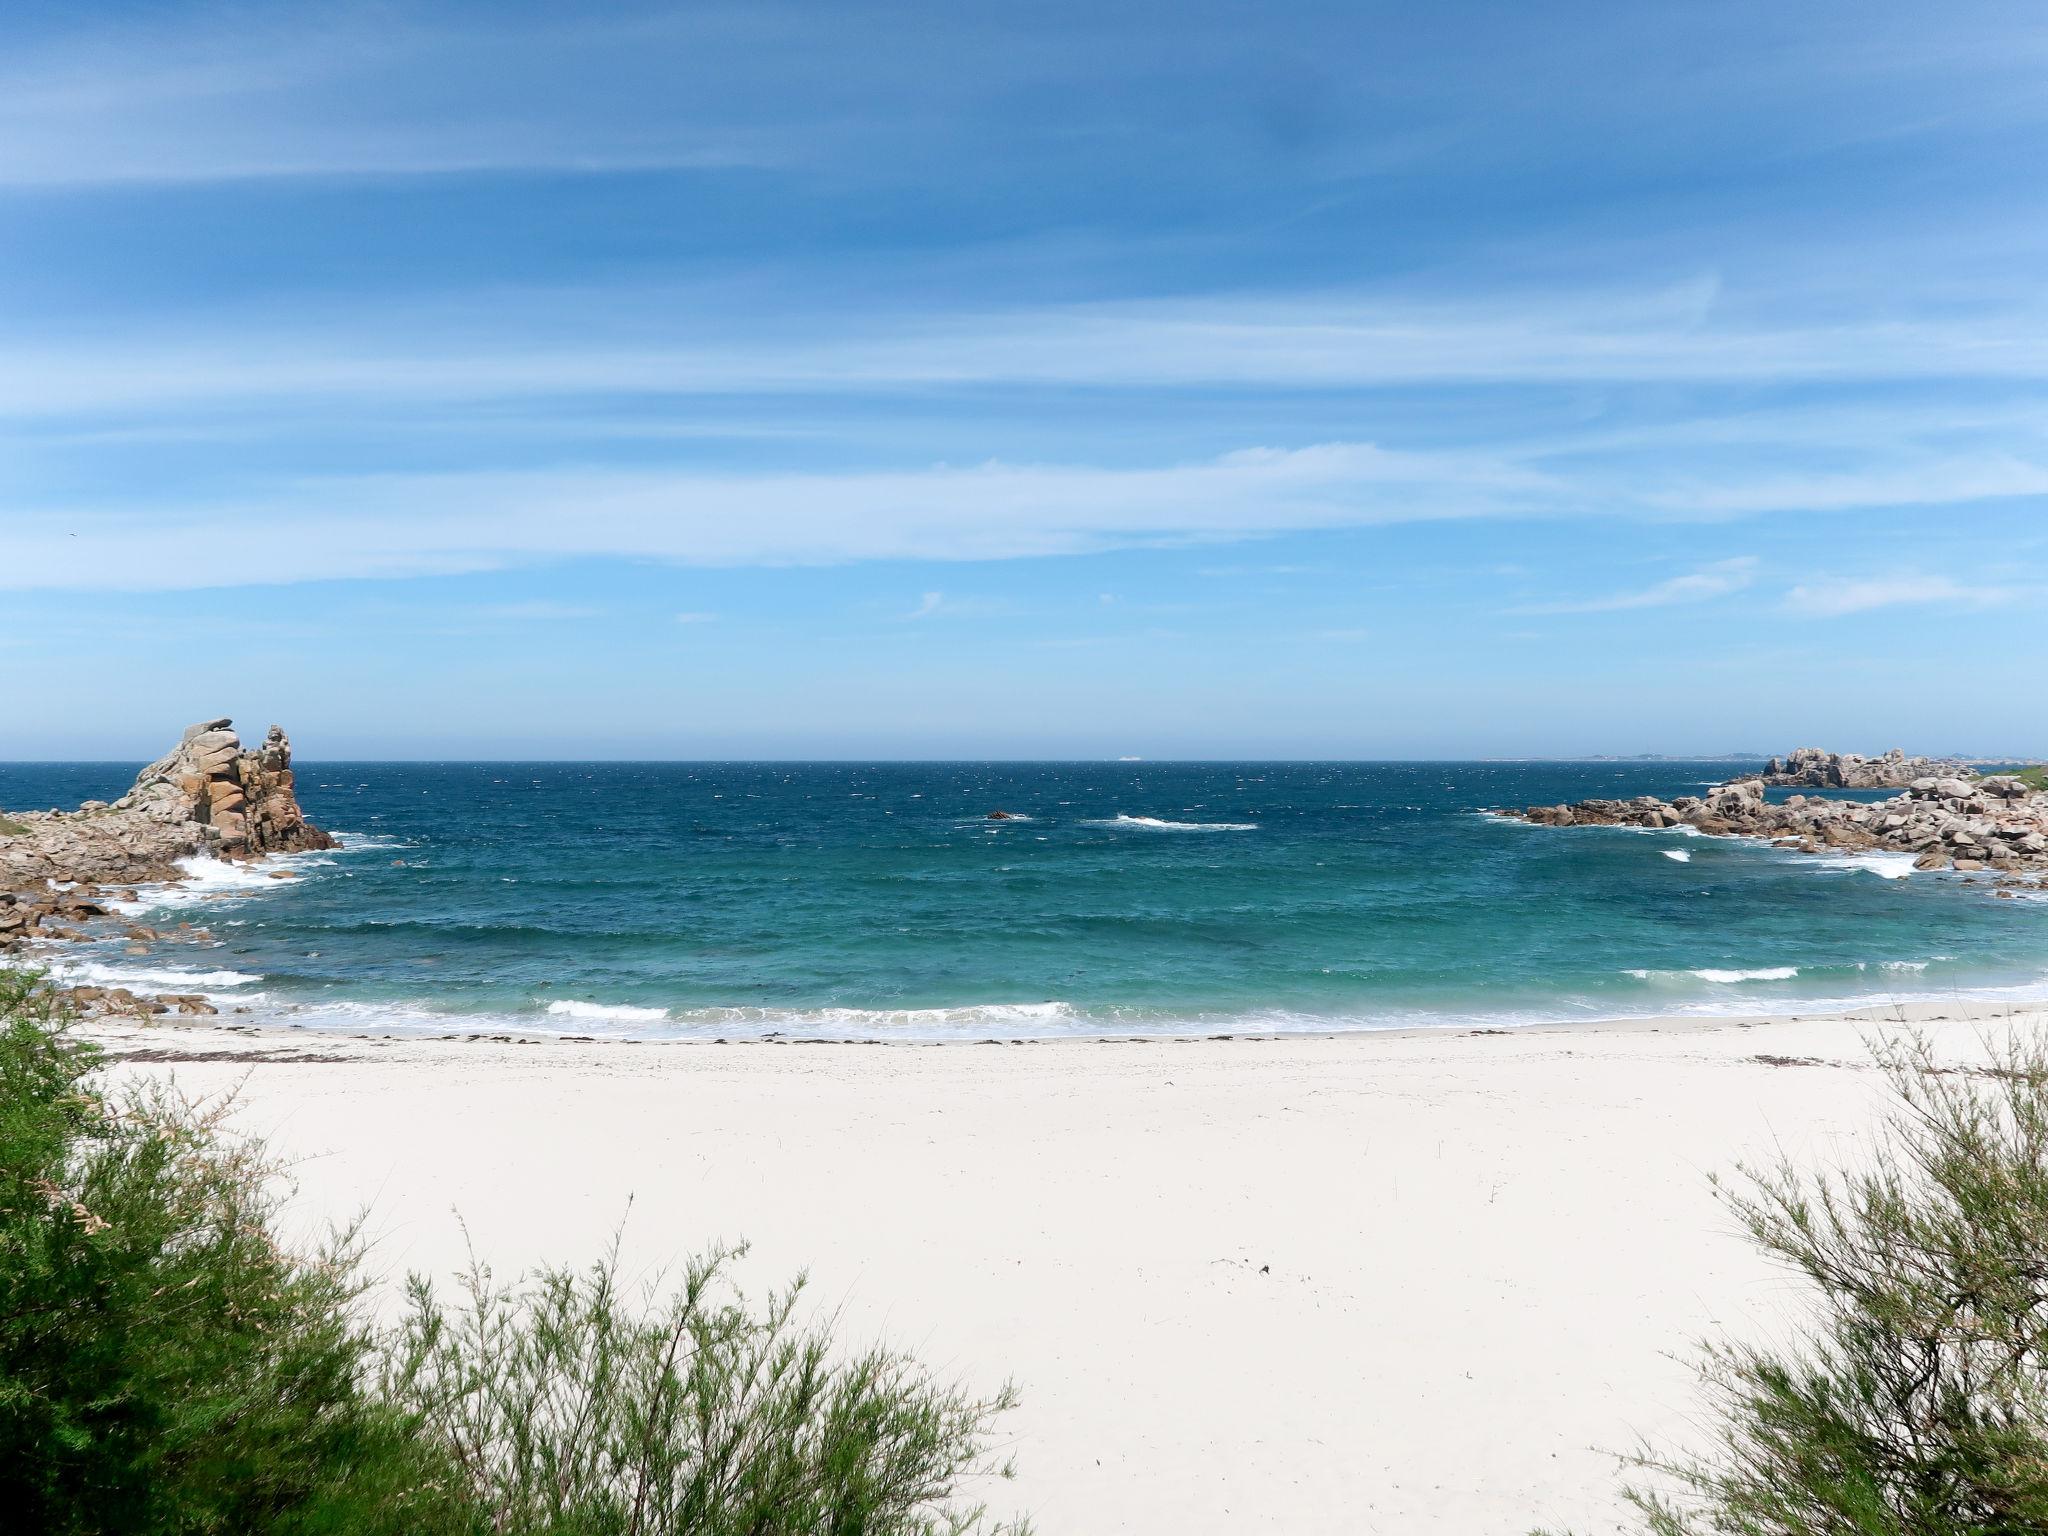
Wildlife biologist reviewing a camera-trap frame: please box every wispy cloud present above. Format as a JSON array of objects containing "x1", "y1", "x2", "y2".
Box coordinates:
[
  {"x1": 1519, "y1": 557, "x2": 1758, "y2": 615},
  {"x1": 17, "y1": 284, "x2": 2048, "y2": 421},
  {"x1": 1, "y1": 443, "x2": 1544, "y2": 592},
  {"x1": 0, "y1": 11, "x2": 787, "y2": 188},
  {"x1": 1782, "y1": 574, "x2": 2022, "y2": 617}
]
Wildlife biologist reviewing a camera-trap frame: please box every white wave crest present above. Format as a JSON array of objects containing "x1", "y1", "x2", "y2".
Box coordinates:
[
  {"x1": 1089, "y1": 815, "x2": 1258, "y2": 832},
  {"x1": 1663, "y1": 849, "x2": 1692, "y2": 862},
  {"x1": 544, "y1": 1000, "x2": 672, "y2": 1022},
  {"x1": 1692, "y1": 967, "x2": 1800, "y2": 983},
  {"x1": 53, "y1": 958, "x2": 261, "y2": 991},
  {"x1": 330, "y1": 831, "x2": 409, "y2": 851}
]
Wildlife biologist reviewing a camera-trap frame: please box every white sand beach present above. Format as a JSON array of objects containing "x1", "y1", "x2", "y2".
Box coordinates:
[{"x1": 100, "y1": 1005, "x2": 2033, "y2": 1534}]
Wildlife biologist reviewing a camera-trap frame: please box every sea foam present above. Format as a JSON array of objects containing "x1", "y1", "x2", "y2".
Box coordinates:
[
  {"x1": 1089, "y1": 815, "x2": 1258, "y2": 832},
  {"x1": 1840, "y1": 852, "x2": 1918, "y2": 880},
  {"x1": 544, "y1": 1000, "x2": 672, "y2": 1023},
  {"x1": 51, "y1": 957, "x2": 261, "y2": 991}
]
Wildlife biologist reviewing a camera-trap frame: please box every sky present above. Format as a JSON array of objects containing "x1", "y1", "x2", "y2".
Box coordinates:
[{"x1": 4, "y1": 0, "x2": 2048, "y2": 759}]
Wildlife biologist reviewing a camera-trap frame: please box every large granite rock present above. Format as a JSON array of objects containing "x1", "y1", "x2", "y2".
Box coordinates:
[
  {"x1": 1754, "y1": 747, "x2": 1967, "y2": 789},
  {"x1": 116, "y1": 719, "x2": 330, "y2": 857},
  {"x1": 0, "y1": 718, "x2": 332, "y2": 899}
]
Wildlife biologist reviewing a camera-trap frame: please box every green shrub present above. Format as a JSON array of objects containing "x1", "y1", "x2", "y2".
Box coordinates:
[
  {"x1": 0, "y1": 969, "x2": 1026, "y2": 1535},
  {"x1": 0, "y1": 969, "x2": 469, "y2": 1535},
  {"x1": 1561, "y1": 1033, "x2": 2048, "y2": 1534},
  {"x1": 387, "y1": 1240, "x2": 1026, "y2": 1536}
]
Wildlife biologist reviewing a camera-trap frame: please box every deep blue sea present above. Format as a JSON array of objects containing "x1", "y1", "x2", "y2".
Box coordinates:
[{"x1": 6, "y1": 760, "x2": 2046, "y2": 1039}]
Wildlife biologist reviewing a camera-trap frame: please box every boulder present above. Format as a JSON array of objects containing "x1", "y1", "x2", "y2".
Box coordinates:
[{"x1": 1752, "y1": 749, "x2": 1967, "y2": 790}]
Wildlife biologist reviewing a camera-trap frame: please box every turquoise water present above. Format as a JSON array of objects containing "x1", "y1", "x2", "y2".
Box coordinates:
[{"x1": 7, "y1": 760, "x2": 2046, "y2": 1039}]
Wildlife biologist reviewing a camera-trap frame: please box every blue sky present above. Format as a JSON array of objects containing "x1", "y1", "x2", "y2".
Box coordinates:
[{"x1": 4, "y1": 0, "x2": 2047, "y2": 758}]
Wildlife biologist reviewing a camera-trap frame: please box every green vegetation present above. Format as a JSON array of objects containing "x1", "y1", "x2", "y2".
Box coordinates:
[
  {"x1": 2011, "y1": 765, "x2": 2048, "y2": 792},
  {"x1": 1559, "y1": 1033, "x2": 2048, "y2": 1534},
  {"x1": 0, "y1": 815, "x2": 29, "y2": 836},
  {"x1": 0, "y1": 970, "x2": 1025, "y2": 1536}
]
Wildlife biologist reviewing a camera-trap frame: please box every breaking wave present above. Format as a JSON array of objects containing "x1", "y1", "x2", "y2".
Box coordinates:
[
  {"x1": 545, "y1": 1000, "x2": 672, "y2": 1023},
  {"x1": 1088, "y1": 815, "x2": 1258, "y2": 832}
]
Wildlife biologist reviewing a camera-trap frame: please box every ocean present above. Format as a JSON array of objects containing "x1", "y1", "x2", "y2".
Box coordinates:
[{"x1": 7, "y1": 759, "x2": 2045, "y2": 1040}]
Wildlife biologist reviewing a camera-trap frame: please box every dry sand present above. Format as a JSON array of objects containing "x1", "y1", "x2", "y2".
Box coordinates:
[{"x1": 98, "y1": 1003, "x2": 2036, "y2": 1534}]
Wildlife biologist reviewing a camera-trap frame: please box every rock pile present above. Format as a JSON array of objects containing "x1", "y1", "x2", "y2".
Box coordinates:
[
  {"x1": 1508, "y1": 768, "x2": 2048, "y2": 883},
  {"x1": 1751, "y1": 747, "x2": 1968, "y2": 789},
  {"x1": 0, "y1": 717, "x2": 331, "y2": 946}
]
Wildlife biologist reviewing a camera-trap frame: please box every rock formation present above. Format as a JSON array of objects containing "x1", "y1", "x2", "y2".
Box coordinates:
[
  {"x1": 1507, "y1": 767, "x2": 2048, "y2": 882},
  {"x1": 1748, "y1": 747, "x2": 1968, "y2": 789},
  {"x1": 0, "y1": 718, "x2": 332, "y2": 900}
]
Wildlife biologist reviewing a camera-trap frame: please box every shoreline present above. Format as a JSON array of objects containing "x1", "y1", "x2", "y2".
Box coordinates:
[{"x1": 78, "y1": 988, "x2": 2043, "y2": 1062}]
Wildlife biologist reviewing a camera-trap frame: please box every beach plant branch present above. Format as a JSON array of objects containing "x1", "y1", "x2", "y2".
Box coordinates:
[
  {"x1": 383, "y1": 1232, "x2": 1029, "y2": 1535},
  {"x1": 1546, "y1": 1030, "x2": 2048, "y2": 1534}
]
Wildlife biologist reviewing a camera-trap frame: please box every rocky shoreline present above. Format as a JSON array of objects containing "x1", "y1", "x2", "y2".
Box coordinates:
[
  {"x1": 0, "y1": 718, "x2": 331, "y2": 1017},
  {"x1": 1503, "y1": 752, "x2": 2048, "y2": 891}
]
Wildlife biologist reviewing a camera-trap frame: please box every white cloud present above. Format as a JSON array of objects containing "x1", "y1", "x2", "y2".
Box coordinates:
[
  {"x1": 0, "y1": 11, "x2": 785, "y2": 188},
  {"x1": 0, "y1": 443, "x2": 1544, "y2": 592},
  {"x1": 1522, "y1": 557, "x2": 1758, "y2": 615},
  {"x1": 15, "y1": 282, "x2": 2048, "y2": 425},
  {"x1": 1781, "y1": 575, "x2": 2021, "y2": 617}
]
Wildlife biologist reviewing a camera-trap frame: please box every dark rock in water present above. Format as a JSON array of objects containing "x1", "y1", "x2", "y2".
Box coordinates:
[{"x1": 987, "y1": 810, "x2": 1018, "y2": 820}]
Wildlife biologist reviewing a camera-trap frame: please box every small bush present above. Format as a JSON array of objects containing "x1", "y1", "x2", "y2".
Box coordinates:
[
  {"x1": 387, "y1": 1239, "x2": 1026, "y2": 1536},
  {"x1": 0, "y1": 969, "x2": 1026, "y2": 1535},
  {"x1": 1562, "y1": 1032, "x2": 2048, "y2": 1534}
]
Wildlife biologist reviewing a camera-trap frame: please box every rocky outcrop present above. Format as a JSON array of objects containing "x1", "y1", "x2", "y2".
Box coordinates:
[
  {"x1": 117, "y1": 719, "x2": 330, "y2": 858},
  {"x1": 1507, "y1": 771, "x2": 2048, "y2": 882},
  {"x1": 1749, "y1": 747, "x2": 1969, "y2": 789},
  {"x1": 0, "y1": 718, "x2": 332, "y2": 903}
]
